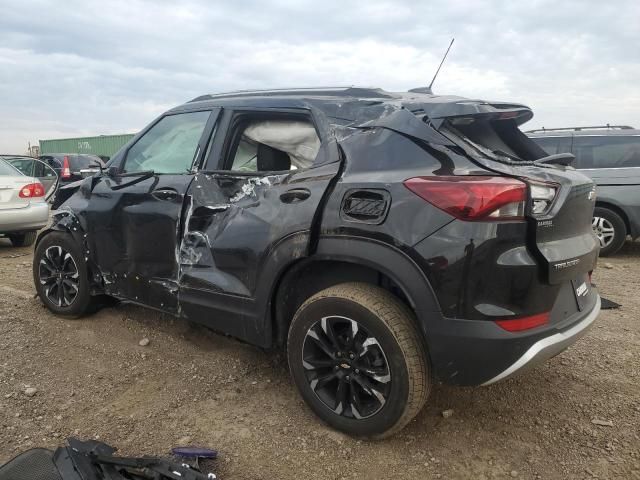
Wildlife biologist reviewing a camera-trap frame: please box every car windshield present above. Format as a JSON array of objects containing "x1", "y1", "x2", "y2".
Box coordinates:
[{"x1": 0, "y1": 158, "x2": 24, "y2": 176}]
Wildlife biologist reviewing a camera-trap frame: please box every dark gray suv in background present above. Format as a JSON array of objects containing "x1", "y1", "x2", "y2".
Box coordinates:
[{"x1": 528, "y1": 126, "x2": 640, "y2": 255}]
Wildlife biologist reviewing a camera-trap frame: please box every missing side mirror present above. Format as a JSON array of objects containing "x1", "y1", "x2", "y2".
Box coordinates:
[{"x1": 107, "y1": 166, "x2": 120, "y2": 177}]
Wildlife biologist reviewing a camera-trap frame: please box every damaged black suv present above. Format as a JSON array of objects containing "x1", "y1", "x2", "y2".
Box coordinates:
[{"x1": 34, "y1": 87, "x2": 601, "y2": 438}]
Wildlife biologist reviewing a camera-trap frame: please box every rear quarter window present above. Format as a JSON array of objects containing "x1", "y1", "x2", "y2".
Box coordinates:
[
  {"x1": 573, "y1": 136, "x2": 640, "y2": 169},
  {"x1": 0, "y1": 160, "x2": 22, "y2": 176}
]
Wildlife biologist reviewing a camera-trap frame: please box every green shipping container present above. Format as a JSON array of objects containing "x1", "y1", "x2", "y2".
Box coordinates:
[{"x1": 39, "y1": 134, "x2": 136, "y2": 159}]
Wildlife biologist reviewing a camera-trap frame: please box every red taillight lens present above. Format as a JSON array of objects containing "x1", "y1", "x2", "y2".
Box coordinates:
[
  {"x1": 495, "y1": 312, "x2": 550, "y2": 332},
  {"x1": 62, "y1": 156, "x2": 71, "y2": 178},
  {"x1": 18, "y1": 182, "x2": 45, "y2": 198},
  {"x1": 404, "y1": 176, "x2": 526, "y2": 221}
]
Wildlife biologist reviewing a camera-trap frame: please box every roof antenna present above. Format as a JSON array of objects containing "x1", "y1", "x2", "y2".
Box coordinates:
[{"x1": 409, "y1": 38, "x2": 455, "y2": 95}]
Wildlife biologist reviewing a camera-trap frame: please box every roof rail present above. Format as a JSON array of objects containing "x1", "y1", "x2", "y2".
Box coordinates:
[
  {"x1": 189, "y1": 86, "x2": 390, "y2": 102},
  {"x1": 525, "y1": 124, "x2": 635, "y2": 133}
]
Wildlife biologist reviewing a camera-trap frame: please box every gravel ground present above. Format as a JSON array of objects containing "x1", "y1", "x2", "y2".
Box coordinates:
[{"x1": 0, "y1": 237, "x2": 639, "y2": 479}]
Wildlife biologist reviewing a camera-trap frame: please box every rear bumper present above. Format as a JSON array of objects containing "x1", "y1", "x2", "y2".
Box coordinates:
[
  {"x1": 482, "y1": 295, "x2": 601, "y2": 385},
  {"x1": 427, "y1": 289, "x2": 601, "y2": 386},
  {"x1": 0, "y1": 202, "x2": 49, "y2": 233}
]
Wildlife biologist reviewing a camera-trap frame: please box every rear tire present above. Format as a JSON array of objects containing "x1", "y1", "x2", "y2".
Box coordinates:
[
  {"x1": 33, "y1": 232, "x2": 93, "y2": 317},
  {"x1": 593, "y1": 207, "x2": 626, "y2": 256},
  {"x1": 287, "y1": 282, "x2": 430, "y2": 439},
  {"x1": 9, "y1": 231, "x2": 37, "y2": 247}
]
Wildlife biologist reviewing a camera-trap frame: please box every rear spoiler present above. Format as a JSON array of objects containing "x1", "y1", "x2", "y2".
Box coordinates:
[{"x1": 409, "y1": 100, "x2": 534, "y2": 130}]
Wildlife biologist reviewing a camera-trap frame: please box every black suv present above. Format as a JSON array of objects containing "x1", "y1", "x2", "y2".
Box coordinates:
[
  {"x1": 34, "y1": 88, "x2": 601, "y2": 438},
  {"x1": 39, "y1": 153, "x2": 105, "y2": 186},
  {"x1": 528, "y1": 126, "x2": 640, "y2": 255}
]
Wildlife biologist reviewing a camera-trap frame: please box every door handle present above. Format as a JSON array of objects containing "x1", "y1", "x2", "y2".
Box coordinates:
[
  {"x1": 152, "y1": 188, "x2": 180, "y2": 201},
  {"x1": 280, "y1": 188, "x2": 311, "y2": 203}
]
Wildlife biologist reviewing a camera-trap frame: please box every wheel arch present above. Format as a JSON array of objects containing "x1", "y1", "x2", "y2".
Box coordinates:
[
  {"x1": 34, "y1": 210, "x2": 106, "y2": 295},
  {"x1": 35, "y1": 210, "x2": 86, "y2": 250},
  {"x1": 594, "y1": 200, "x2": 631, "y2": 236},
  {"x1": 270, "y1": 235, "x2": 442, "y2": 352}
]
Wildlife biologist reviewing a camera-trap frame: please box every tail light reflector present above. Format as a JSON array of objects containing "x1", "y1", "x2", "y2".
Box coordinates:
[
  {"x1": 404, "y1": 176, "x2": 526, "y2": 221},
  {"x1": 530, "y1": 181, "x2": 559, "y2": 215},
  {"x1": 495, "y1": 312, "x2": 550, "y2": 332},
  {"x1": 62, "y1": 156, "x2": 71, "y2": 178},
  {"x1": 19, "y1": 182, "x2": 45, "y2": 198}
]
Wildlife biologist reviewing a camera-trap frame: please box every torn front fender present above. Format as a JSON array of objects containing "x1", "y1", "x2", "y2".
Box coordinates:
[{"x1": 35, "y1": 208, "x2": 107, "y2": 296}]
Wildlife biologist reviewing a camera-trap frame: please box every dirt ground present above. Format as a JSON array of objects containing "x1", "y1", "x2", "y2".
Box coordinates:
[{"x1": 0, "y1": 238, "x2": 638, "y2": 480}]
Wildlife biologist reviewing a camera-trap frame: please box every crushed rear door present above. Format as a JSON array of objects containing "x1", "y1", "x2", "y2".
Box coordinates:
[{"x1": 177, "y1": 139, "x2": 342, "y2": 346}]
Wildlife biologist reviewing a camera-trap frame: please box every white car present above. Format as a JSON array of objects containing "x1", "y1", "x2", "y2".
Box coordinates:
[{"x1": 0, "y1": 158, "x2": 54, "y2": 247}]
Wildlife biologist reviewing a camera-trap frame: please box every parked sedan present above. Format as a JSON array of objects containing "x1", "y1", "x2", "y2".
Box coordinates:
[
  {"x1": 1, "y1": 155, "x2": 59, "y2": 196},
  {"x1": 0, "y1": 159, "x2": 50, "y2": 246}
]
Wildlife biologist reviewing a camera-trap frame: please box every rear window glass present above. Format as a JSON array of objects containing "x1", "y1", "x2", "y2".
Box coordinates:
[
  {"x1": 69, "y1": 155, "x2": 103, "y2": 170},
  {"x1": 447, "y1": 119, "x2": 545, "y2": 162},
  {"x1": 573, "y1": 136, "x2": 640, "y2": 169},
  {"x1": 39, "y1": 154, "x2": 103, "y2": 170},
  {"x1": 0, "y1": 159, "x2": 22, "y2": 176},
  {"x1": 40, "y1": 156, "x2": 61, "y2": 168}
]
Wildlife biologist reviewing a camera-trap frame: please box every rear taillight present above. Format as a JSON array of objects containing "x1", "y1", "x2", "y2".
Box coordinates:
[
  {"x1": 529, "y1": 181, "x2": 558, "y2": 215},
  {"x1": 18, "y1": 182, "x2": 45, "y2": 198},
  {"x1": 62, "y1": 156, "x2": 71, "y2": 178},
  {"x1": 495, "y1": 312, "x2": 550, "y2": 332},
  {"x1": 404, "y1": 176, "x2": 526, "y2": 221}
]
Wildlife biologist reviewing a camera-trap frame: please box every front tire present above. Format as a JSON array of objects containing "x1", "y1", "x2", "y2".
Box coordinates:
[
  {"x1": 593, "y1": 207, "x2": 626, "y2": 256},
  {"x1": 287, "y1": 282, "x2": 430, "y2": 439},
  {"x1": 33, "y1": 232, "x2": 93, "y2": 317}
]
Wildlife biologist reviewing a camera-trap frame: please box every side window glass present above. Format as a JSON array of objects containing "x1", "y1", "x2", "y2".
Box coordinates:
[
  {"x1": 532, "y1": 137, "x2": 559, "y2": 155},
  {"x1": 573, "y1": 136, "x2": 640, "y2": 169},
  {"x1": 124, "y1": 111, "x2": 211, "y2": 174},
  {"x1": 231, "y1": 137, "x2": 258, "y2": 171},
  {"x1": 228, "y1": 119, "x2": 320, "y2": 172},
  {"x1": 556, "y1": 137, "x2": 572, "y2": 154},
  {"x1": 41, "y1": 157, "x2": 60, "y2": 168}
]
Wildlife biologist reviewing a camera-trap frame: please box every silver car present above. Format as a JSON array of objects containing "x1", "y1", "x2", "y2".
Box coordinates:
[
  {"x1": 528, "y1": 125, "x2": 640, "y2": 256},
  {"x1": 0, "y1": 158, "x2": 55, "y2": 247}
]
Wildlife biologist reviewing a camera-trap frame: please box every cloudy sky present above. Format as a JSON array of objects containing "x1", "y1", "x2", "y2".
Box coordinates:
[{"x1": 1, "y1": 0, "x2": 638, "y2": 153}]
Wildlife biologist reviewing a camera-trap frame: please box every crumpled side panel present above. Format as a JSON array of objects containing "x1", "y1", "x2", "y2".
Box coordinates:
[{"x1": 178, "y1": 172, "x2": 292, "y2": 297}]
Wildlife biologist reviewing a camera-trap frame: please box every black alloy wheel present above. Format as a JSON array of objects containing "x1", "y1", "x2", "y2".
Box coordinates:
[
  {"x1": 33, "y1": 232, "x2": 94, "y2": 317},
  {"x1": 288, "y1": 283, "x2": 430, "y2": 438},
  {"x1": 38, "y1": 245, "x2": 80, "y2": 307},
  {"x1": 302, "y1": 315, "x2": 391, "y2": 419}
]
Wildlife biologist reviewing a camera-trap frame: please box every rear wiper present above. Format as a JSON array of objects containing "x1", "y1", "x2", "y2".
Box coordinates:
[
  {"x1": 534, "y1": 153, "x2": 575, "y2": 167},
  {"x1": 492, "y1": 149, "x2": 520, "y2": 161},
  {"x1": 494, "y1": 149, "x2": 575, "y2": 167}
]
